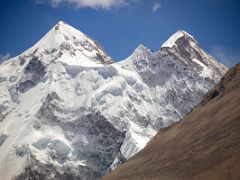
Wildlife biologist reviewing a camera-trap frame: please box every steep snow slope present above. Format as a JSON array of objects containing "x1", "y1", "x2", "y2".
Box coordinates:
[
  {"x1": 0, "y1": 23, "x2": 227, "y2": 180},
  {"x1": 120, "y1": 33, "x2": 226, "y2": 127}
]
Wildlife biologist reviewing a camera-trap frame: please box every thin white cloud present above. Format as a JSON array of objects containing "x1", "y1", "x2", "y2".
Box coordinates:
[
  {"x1": 152, "y1": 2, "x2": 161, "y2": 13},
  {"x1": 36, "y1": 0, "x2": 139, "y2": 9},
  {"x1": 211, "y1": 45, "x2": 240, "y2": 68},
  {"x1": 0, "y1": 53, "x2": 11, "y2": 62}
]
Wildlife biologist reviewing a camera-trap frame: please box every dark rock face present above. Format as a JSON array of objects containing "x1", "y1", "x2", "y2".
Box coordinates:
[
  {"x1": 211, "y1": 90, "x2": 219, "y2": 99},
  {"x1": 18, "y1": 56, "x2": 46, "y2": 93},
  {"x1": 14, "y1": 158, "x2": 85, "y2": 180},
  {"x1": 18, "y1": 80, "x2": 35, "y2": 93},
  {"x1": 19, "y1": 57, "x2": 26, "y2": 66},
  {"x1": 0, "y1": 134, "x2": 7, "y2": 147},
  {"x1": 161, "y1": 32, "x2": 226, "y2": 79},
  {"x1": 25, "y1": 56, "x2": 46, "y2": 75}
]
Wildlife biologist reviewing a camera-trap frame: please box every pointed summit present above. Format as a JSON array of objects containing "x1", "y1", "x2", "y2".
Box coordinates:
[
  {"x1": 28, "y1": 20, "x2": 87, "y2": 52},
  {"x1": 23, "y1": 21, "x2": 112, "y2": 66},
  {"x1": 119, "y1": 43, "x2": 153, "y2": 65},
  {"x1": 161, "y1": 30, "x2": 197, "y2": 48},
  {"x1": 134, "y1": 43, "x2": 151, "y2": 52},
  {"x1": 160, "y1": 30, "x2": 227, "y2": 79},
  {"x1": 57, "y1": 20, "x2": 65, "y2": 25}
]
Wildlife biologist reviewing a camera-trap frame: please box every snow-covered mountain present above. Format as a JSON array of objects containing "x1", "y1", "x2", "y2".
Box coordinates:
[{"x1": 0, "y1": 22, "x2": 227, "y2": 180}]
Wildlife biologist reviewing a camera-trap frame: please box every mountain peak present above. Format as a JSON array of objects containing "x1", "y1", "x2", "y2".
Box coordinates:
[
  {"x1": 160, "y1": 30, "x2": 227, "y2": 79},
  {"x1": 161, "y1": 30, "x2": 196, "y2": 48},
  {"x1": 135, "y1": 43, "x2": 150, "y2": 51},
  {"x1": 23, "y1": 21, "x2": 113, "y2": 66},
  {"x1": 132, "y1": 43, "x2": 153, "y2": 57},
  {"x1": 177, "y1": 30, "x2": 193, "y2": 38},
  {"x1": 54, "y1": 20, "x2": 66, "y2": 30},
  {"x1": 27, "y1": 21, "x2": 85, "y2": 52},
  {"x1": 57, "y1": 20, "x2": 65, "y2": 25},
  {"x1": 53, "y1": 20, "x2": 79, "y2": 33}
]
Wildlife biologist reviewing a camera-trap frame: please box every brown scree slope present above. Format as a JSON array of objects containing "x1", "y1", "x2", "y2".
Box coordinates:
[{"x1": 102, "y1": 64, "x2": 240, "y2": 180}]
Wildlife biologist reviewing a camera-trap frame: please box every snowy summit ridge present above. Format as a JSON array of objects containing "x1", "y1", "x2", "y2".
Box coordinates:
[
  {"x1": 161, "y1": 30, "x2": 195, "y2": 48},
  {"x1": 0, "y1": 22, "x2": 227, "y2": 180},
  {"x1": 25, "y1": 21, "x2": 113, "y2": 66}
]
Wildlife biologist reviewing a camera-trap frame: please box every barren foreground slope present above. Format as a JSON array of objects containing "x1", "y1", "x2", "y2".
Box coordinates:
[{"x1": 103, "y1": 64, "x2": 240, "y2": 180}]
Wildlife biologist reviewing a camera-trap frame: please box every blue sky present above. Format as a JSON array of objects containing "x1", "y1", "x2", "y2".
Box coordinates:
[{"x1": 0, "y1": 0, "x2": 239, "y2": 67}]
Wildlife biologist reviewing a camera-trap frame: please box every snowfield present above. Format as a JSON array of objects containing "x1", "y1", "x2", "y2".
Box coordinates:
[{"x1": 0, "y1": 21, "x2": 227, "y2": 180}]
